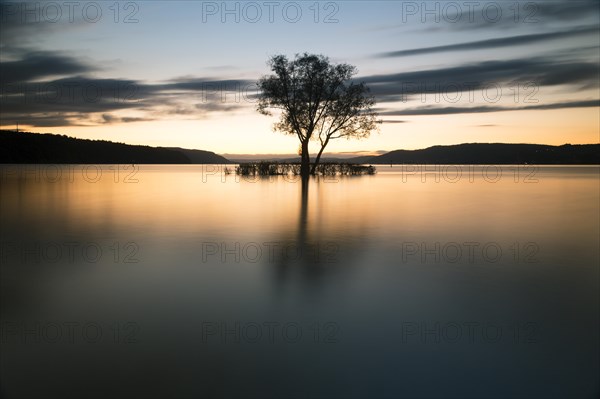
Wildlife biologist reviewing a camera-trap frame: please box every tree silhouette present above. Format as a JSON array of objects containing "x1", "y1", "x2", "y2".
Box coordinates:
[{"x1": 257, "y1": 53, "x2": 378, "y2": 177}]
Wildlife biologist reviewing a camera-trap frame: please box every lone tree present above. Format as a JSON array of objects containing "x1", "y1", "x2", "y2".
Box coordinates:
[{"x1": 257, "y1": 53, "x2": 378, "y2": 177}]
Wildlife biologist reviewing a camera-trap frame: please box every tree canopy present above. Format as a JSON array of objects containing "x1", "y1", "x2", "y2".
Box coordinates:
[{"x1": 257, "y1": 53, "x2": 378, "y2": 177}]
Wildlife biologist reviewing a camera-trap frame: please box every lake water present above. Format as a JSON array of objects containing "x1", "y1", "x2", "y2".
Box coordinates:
[{"x1": 1, "y1": 165, "x2": 598, "y2": 399}]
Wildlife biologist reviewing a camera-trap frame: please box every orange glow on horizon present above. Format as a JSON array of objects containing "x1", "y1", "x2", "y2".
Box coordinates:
[{"x1": 3, "y1": 106, "x2": 598, "y2": 154}]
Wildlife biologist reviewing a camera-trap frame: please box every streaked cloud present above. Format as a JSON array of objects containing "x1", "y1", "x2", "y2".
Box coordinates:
[
  {"x1": 0, "y1": 51, "x2": 93, "y2": 84},
  {"x1": 0, "y1": 50, "x2": 256, "y2": 127},
  {"x1": 377, "y1": 26, "x2": 598, "y2": 58},
  {"x1": 424, "y1": 0, "x2": 600, "y2": 31},
  {"x1": 379, "y1": 100, "x2": 600, "y2": 116},
  {"x1": 362, "y1": 57, "x2": 599, "y2": 103}
]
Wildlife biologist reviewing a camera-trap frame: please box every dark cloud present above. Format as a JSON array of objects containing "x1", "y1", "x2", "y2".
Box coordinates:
[
  {"x1": 2, "y1": 43, "x2": 598, "y2": 127},
  {"x1": 379, "y1": 100, "x2": 599, "y2": 116},
  {"x1": 99, "y1": 114, "x2": 154, "y2": 124},
  {"x1": 0, "y1": 112, "x2": 93, "y2": 127},
  {"x1": 0, "y1": 0, "x2": 92, "y2": 48},
  {"x1": 0, "y1": 76, "x2": 145, "y2": 115},
  {"x1": 101, "y1": 115, "x2": 154, "y2": 124},
  {"x1": 423, "y1": 0, "x2": 600, "y2": 31},
  {"x1": 101, "y1": 113, "x2": 116, "y2": 123},
  {"x1": 160, "y1": 78, "x2": 257, "y2": 92},
  {"x1": 378, "y1": 26, "x2": 598, "y2": 58},
  {"x1": 533, "y1": 0, "x2": 600, "y2": 22},
  {"x1": 0, "y1": 79, "x2": 250, "y2": 126},
  {"x1": 0, "y1": 51, "x2": 255, "y2": 127},
  {"x1": 0, "y1": 51, "x2": 93, "y2": 84},
  {"x1": 361, "y1": 57, "x2": 599, "y2": 102}
]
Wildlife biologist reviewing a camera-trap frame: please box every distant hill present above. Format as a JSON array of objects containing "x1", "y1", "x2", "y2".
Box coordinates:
[
  {"x1": 345, "y1": 155, "x2": 378, "y2": 164},
  {"x1": 363, "y1": 143, "x2": 599, "y2": 165},
  {"x1": 0, "y1": 131, "x2": 230, "y2": 164},
  {"x1": 2, "y1": 132, "x2": 597, "y2": 165},
  {"x1": 167, "y1": 147, "x2": 232, "y2": 164},
  {"x1": 228, "y1": 156, "x2": 347, "y2": 163}
]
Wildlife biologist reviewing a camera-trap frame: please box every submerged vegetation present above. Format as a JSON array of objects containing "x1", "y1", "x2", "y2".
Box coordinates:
[{"x1": 234, "y1": 162, "x2": 376, "y2": 176}]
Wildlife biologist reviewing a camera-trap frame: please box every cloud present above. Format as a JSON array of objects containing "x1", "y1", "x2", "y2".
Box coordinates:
[
  {"x1": 156, "y1": 78, "x2": 257, "y2": 94},
  {"x1": 1, "y1": 76, "x2": 145, "y2": 114},
  {"x1": 379, "y1": 100, "x2": 600, "y2": 116},
  {"x1": 0, "y1": 50, "x2": 258, "y2": 127},
  {"x1": 2, "y1": 41, "x2": 598, "y2": 127},
  {"x1": 378, "y1": 26, "x2": 598, "y2": 58},
  {"x1": 0, "y1": 51, "x2": 93, "y2": 84},
  {"x1": 100, "y1": 114, "x2": 154, "y2": 124},
  {"x1": 101, "y1": 113, "x2": 116, "y2": 123},
  {"x1": 8, "y1": 114, "x2": 79, "y2": 127},
  {"x1": 360, "y1": 57, "x2": 599, "y2": 102},
  {"x1": 533, "y1": 0, "x2": 600, "y2": 22},
  {"x1": 424, "y1": 0, "x2": 600, "y2": 31},
  {"x1": 0, "y1": 81, "x2": 251, "y2": 126},
  {"x1": 0, "y1": 0, "x2": 92, "y2": 38}
]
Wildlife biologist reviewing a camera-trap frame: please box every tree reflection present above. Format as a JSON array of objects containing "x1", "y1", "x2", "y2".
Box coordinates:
[{"x1": 270, "y1": 175, "x2": 367, "y2": 289}]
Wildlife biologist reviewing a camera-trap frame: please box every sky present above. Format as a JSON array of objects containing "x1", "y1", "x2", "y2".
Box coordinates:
[{"x1": 1, "y1": 0, "x2": 599, "y2": 155}]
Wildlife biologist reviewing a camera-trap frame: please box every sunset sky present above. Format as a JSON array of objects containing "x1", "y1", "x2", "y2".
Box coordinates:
[{"x1": 1, "y1": 0, "x2": 598, "y2": 155}]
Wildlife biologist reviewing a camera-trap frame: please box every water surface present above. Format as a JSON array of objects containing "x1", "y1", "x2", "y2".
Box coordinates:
[{"x1": 1, "y1": 165, "x2": 598, "y2": 398}]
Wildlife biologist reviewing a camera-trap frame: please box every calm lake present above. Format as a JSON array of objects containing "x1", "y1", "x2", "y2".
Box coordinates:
[{"x1": 1, "y1": 165, "x2": 598, "y2": 398}]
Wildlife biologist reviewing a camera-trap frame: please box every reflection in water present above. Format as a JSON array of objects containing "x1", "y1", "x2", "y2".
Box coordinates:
[
  {"x1": 0, "y1": 165, "x2": 598, "y2": 399},
  {"x1": 270, "y1": 175, "x2": 372, "y2": 289},
  {"x1": 299, "y1": 175, "x2": 309, "y2": 248},
  {"x1": 273, "y1": 176, "x2": 329, "y2": 284}
]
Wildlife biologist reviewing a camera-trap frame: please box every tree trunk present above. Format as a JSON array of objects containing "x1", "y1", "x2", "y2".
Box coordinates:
[
  {"x1": 300, "y1": 140, "x2": 310, "y2": 179},
  {"x1": 310, "y1": 137, "x2": 330, "y2": 175}
]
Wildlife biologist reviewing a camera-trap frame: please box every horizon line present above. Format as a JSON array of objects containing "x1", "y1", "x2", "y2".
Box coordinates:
[{"x1": 1, "y1": 129, "x2": 598, "y2": 157}]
